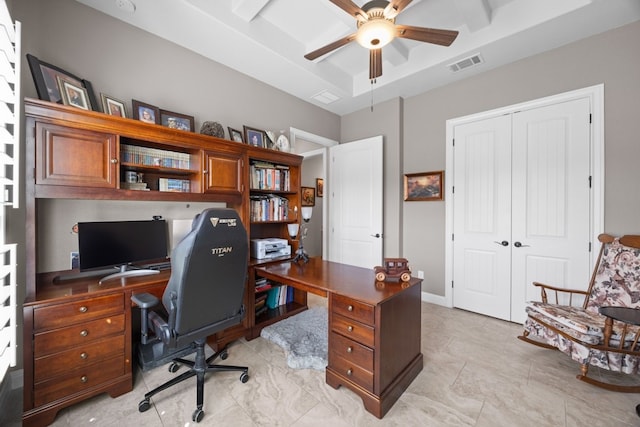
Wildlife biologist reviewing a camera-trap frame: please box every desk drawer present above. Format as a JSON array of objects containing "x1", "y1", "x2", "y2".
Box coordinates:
[
  {"x1": 329, "y1": 354, "x2": 374, "y2": 392},
  {"x1": 329, "y1": 331, "x2": 373, "y2": 371},
  {"x1": 34, "y1": 314, "x2": 125, "y2": 356},
  {"x1": 331, "y1": 313, "x2": 374, "y2": 347},
  {"x1": 331, "y1": 294, "x2": 374, "y2": 325},
  {"x1": 33, "y1": 355, "x2": 124, "y2": 407},
  {"x1": 34, "y1": 294, "x2": 124, "y2": 330},
  {"x1": 34, "y1": 335, "x2": 124, "y2": 381}
]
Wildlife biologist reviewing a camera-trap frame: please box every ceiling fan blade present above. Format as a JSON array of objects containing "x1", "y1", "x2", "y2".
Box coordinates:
[
  {"x1": 384, "y1": 0, "x2": 413, "y2": 19},
  {"x1": 329, "y1": 0, "x2": 368, "y2": 22},
  {"x1": 369, "y1": 48, "x2": 383, "y2": 80},
  {"x1": 304, "y1": 33, "x2": 357, "y2": 61},
  {"x1": 396, "y1": 25, "x2": 459, "y2": 46}
]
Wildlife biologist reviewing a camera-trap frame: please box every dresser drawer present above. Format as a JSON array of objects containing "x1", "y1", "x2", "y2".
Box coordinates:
[
  {"x1": 331, "y1": 313, "x2": 374, "y2": 347},
  {"x1": 329, "y1": 331, "x2": 373, "y2": 371},
  {"x1": 34, "y1": 314, "x2": 125, "y2": 356},
  {"x1": 34, "y1": 355, "x2": 124, "y2": 407},
  {"x1": 34, "y1": 294, "x2": 124, "y2": 330},
  {"x1": 34, "y1": 335, "x2": 125, "y2": 381},
  {"x1": 331, "y1": 294, "x2": 374, "y2": 325},
  {"x1": 329, "y1": 354, "x2": 374, "y2": 393}
]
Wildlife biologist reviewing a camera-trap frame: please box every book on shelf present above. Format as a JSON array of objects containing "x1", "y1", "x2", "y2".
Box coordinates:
[
  {"x1": 121, "y1": 144, "x2": 190, "y2": 169},
  {"x1": 249, "y1": 162, "x2": 291, "y2": 191},
  {"x1": 265, "y1": 286, "x2": 280, "y2": 309},
  {"x1": 264, "y1": 284, "x2": 294, "y2": 309},
  {"x1": 158, "y1": 177, "x2": 190, "y2": 192},
  {"x1": 250, "y1": 194, "x2": 289, "y2": 222}
]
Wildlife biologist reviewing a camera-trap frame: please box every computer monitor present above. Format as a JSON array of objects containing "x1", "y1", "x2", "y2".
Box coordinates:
[{"x1": 77, "y1": 219, "x2": 168, "y2": 283}]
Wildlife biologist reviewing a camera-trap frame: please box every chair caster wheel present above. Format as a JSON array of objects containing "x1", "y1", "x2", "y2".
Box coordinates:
[
  {"x1": 220, "y1": 349, "x2": 228, "y2": 360},
  {"x1": 168, "y1": 362, "x2": 180, "y2": 373},
  {"x1": 138, "y1": 399, "x2": 151, "y2": 412},
  {"x1": 192, "y1": 408, "x2": 204, "y2": 422},
  {"x1": 240, "y1": 372, "x2": 249, "y2": 383}
]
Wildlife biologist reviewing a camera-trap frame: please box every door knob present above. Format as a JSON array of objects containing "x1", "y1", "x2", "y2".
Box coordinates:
[
  {"x1": 514, "y1": 241, "x2": 530, "y2": 248},
  {"x1": 494, "y1": 240, "x2": 509, "y2": 246},
  {"x1": 371, "y1": 233, "x2": 381, "y2": 238}
]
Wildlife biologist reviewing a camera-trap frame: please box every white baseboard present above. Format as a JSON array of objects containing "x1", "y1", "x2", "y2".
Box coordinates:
[{"x1": 421, "y1": 291, "x2": 450, "y2": 307}]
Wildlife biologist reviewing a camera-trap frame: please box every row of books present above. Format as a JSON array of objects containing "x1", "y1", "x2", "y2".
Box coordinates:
[
  {"x1": 255, "y1": 278, "x2": 294, "y2": 315},
  {"x1": 158, "y1": 177, "x2": 191, "y2": 192},
  {"x1": 250, "y1": 194, "x2": 289, "y2": 222},
  {"x1": 121, "y1": 144, "x2": 191, "y2": 170},
  {"x1": 250, "y1": 162, "x2": 290, "y2": 191}
]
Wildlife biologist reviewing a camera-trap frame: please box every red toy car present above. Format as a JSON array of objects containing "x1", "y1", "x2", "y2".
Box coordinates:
[{"x1": 374, "y1": 258, "x2": 411, "y2": 282}]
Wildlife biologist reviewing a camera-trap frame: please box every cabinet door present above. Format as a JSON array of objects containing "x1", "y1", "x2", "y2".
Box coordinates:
[
  {"x1": 36, "y1": 122, "x2": 117, "y2": 187},
  {"x1": 203, "y1": 150, "x2": 243, "y2": 196}
]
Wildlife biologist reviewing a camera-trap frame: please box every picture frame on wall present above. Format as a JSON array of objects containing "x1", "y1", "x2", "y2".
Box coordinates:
[
  {"x1": 56, "y1": 76, "x2": 90, "y2": 110},
  {"x1": 159, "y1": 109, "x2": 195, "y2": 131},
  {"x1": 243, "y1": 126, "x2": 266, "y2": 148},
  {"x1": 100, "y1": 93, "x2": 127, "y2": 118},
  {"x1": 316, "y1": 178, "x2": 324, "y2": 197},
  {"x1": 132, "y1": 99, "x2": 160, "y2": 124},
  {"x1": 302, "y1": 186, "x2": 316, "y2": 206},
  {"x1": 26, "y1": 53, "x2": 98, "y2": 110},
  {"x1": 228, "y1": 127, "x2": 244, "y2": 143},
  {"x1": 404, "y1": 171, "x2": 444, "y2": 201}
]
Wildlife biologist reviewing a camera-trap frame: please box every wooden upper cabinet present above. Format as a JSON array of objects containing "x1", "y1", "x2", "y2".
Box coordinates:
[
  {"x1": 203, "y1": 150, "x2": 243, "y2": 197},
  {"x1": 35, "y1": 122, "x2": 117, "y2": 188}
]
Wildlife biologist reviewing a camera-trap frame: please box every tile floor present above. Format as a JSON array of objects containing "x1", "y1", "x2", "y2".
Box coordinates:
[{"x1": 25, "y1": 295, "x2": 640, "y2": 426}]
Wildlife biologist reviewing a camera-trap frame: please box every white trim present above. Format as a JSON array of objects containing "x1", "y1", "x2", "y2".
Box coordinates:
[
  {"x1": 444, "y1": 84, "x2": 605, "y2": 309},
  {"x1": 421, "y1": 291, "x2": 448, "y2": 307}
]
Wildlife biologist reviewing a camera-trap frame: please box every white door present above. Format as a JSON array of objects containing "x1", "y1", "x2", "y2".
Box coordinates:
[
  {"x1": 452, "y1": 98, "x2": 592, "y2": 322},
  {"x1": 328, "y1": 136, "x2": 383, "y2": 268}
]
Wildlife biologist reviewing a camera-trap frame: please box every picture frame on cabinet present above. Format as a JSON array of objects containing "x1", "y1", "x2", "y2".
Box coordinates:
[
  {"x1": 302, "y1": 186, "x2": 316, "y2": 206},
  {"x1": 56, "y1": 76, "x2": 90, "y2": 110},
  {"x1": 26, "y1": 53, "x2": 98, "y2": 110},
  {"x1": 101, "y1": 93, "x2": 127, "y2": 118},
  {"x1": 228, "y1": 127, "x2": 244, "y2": 143},
  {"x1": 244, "y1": 126, "x2": 266, "y2": 148},
  {"x1": 132, "y1": 99, "x2": 160, "y2": 124},
  {"x1": 404, "y1": 171, "x2": 444, "y2": 201},
  {"x1": 159, "y1": 109, "x2": 195, "y2": 132}
]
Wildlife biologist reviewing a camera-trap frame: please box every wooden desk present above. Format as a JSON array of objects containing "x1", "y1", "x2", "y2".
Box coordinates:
[
  {"x1": 255, "y1": 258, "x2": 424, "y2": 419},
  {"x1": 22, "y1": 270, "x2": 171, "y2": 427}
]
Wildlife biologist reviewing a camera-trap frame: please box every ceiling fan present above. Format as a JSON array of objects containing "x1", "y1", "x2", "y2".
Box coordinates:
[{"x1": 304, "y1": 0, "x2": 459, "y2": 81}]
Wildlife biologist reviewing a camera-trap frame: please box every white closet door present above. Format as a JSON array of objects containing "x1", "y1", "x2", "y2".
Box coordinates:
[
  {"x1": 452, "y1": 115, "x2": 513, "y2": 320},
  {"x1": 510, "y1": 98, "x2": 592, "y2": 323}
]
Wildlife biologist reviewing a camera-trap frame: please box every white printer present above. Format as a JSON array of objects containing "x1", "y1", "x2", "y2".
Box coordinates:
[{"x1": 250, "y1": 238, "x2": 291, "y2": 259}]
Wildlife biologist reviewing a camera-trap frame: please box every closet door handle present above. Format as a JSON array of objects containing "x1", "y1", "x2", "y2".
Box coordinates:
[
  {"x1": 494, "y1": 240, "x2": 509, "y2": 246},
  {"x1": 514, "y1": 241, "x2": 530, "y2": 248}
]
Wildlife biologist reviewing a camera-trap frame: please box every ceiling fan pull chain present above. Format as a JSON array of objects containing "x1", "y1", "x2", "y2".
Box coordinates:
[{"x1": 370, "y1": 78, "x2": 376, "y2": 112}]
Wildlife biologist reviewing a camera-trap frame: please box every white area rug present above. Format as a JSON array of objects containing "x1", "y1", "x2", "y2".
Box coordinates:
[{"x1": 260, "y1": 307, "x2": 328, "y2": 370}]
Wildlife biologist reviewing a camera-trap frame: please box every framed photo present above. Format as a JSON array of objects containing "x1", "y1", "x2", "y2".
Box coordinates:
[
  {"x1": 132, "y1": 99, "x2": 160, "y2": 124},
  {"x1": 100, "y1": 93, "x2": 127, "y2": 118},
  {"x1": 26, "y1": 54, "x2": 98, "y2": 110},
  {"x1": 316, "y1": 178, "x2": 324, "y2": 197},
  {"x1": 301, "y1": 186, "x2": 316, "y2": 206},
  {"x1": 159, "y1": 109, "x2": 195, "y2": 132},
  {"x1": 243, "y1": 126, "x2": 266, "y2": 148},
  {"x1": 404, "y1": 171, "x2": 444, "y2": 201},
  {"x1": 56, "y1": 76, "x2": 90, "y2": 110},
  {"x1": 228, "y1": 127, "x2": 244, "y2": 143}
]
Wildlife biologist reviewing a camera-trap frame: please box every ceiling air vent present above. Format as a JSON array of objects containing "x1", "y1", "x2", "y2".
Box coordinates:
[
  {"x1": 448, "y1": 53, "x2": 483, "y2": 72},
  {"x1": 311, "y1": 90, "x2": 340, "y2": 105}
]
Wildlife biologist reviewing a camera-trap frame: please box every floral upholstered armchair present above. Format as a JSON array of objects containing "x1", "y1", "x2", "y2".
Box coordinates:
[{"x1": 519, "y1": 234, "x2": 640, "y2": 392}]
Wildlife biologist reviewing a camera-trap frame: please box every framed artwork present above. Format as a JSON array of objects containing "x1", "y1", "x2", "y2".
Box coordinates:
[
  {"x1": 243, "y1": 126, "x2": 266, "y2": 148},
  {"x1": 159, "y1": 109, "x2": 195, "y2": 131},
  {"x1": 316, "y1": 178, "x2": 324, "y2": 197},
  {"x1": 26, "y1": 54, "x2": 98, "y2": 110},
  {"x1": 228, "y1": 127, "x2": 244, "y2": 143},
  {"x1": 404, "y1": 171, "x2": 444, "y2": 201},
  {"x1": 301, "y1": 186, "x2": 316, "y2": 206},
  {"x1": 100, "y1": 93, "x2": 127, "y2": 118},
  {"x1": 132, "y1": 99, "x2": 160, "y2": 124},
  {"x1": 56, "y1": 76, "x2": 90, "y2": 110}
]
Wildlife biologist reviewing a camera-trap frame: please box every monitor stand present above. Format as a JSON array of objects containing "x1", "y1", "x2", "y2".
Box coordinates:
[{"x1": 99, "y1": 264, "x2": 160, "y2": 284}]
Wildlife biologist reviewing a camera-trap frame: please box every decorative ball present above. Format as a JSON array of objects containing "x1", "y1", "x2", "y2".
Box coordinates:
[{"x1": 200, "y1": 121, "x2": 225, "y2": 138}]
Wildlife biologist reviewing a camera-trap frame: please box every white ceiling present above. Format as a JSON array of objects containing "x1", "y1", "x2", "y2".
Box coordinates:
[{"x1": 75, "y1": 0, "x2": 640, "y2": 116}]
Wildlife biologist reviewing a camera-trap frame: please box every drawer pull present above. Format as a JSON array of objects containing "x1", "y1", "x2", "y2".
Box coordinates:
[
  {"x1": 347, "y1": 305, "x2": 354, "y2": 312},
  {"x1": 346, "y1": 369, "x2": 353, "y2": 376},
  {"x1": 79, "y1": 306, "x2": 88, "y2": 313},
  {"x1": 80, "y1": 375, "x2": 88, "y2": 383},
  {"x1": 347, "y1": 346, "x2": 353, "y2": 353},
  {"x1": 80, "y1": 352, "x2": 88, "y2": 359},
  {"x1": 347, "y1": 325, "x2": 353, "y2": 332},
  {"x1": 80, "y1": 330, "x2": 88, "y2": 337}
]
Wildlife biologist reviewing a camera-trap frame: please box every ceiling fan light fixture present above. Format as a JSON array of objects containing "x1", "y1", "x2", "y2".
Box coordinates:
[{"x1": 356, "y1": 18, "x2": 395, "y2": 49}]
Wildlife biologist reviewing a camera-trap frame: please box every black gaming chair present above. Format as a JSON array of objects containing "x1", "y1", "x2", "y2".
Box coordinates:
[{"x1": 131, "y1": 208, "x2": 249, "y2": 423}]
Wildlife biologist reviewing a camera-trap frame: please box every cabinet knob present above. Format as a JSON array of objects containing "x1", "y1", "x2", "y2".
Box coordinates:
[
  {"x1": 110, "y1": 158, "x2": 118, "y2": 164},
  {"x1": 80, "y1": 330, "x2": 88, "y2": 337},
  {"x1": 347, "y1": 346, "x2": 353, "y2": 353},
  {"x1": 347, "y1": 305, "x2": 354, "y2": 312},
  {"x1": 79, "y1": 306, "x2": 88, "y2": 313},
  {"x1": 203, "y1": 170, "x2": 208, "y2": 174},
  {"x1": 346, "y1": 369, "x2": 353, "y2": 376},
  {"x1": 80, "y1": 375, "x2": 88, "y2": 383},
  {"x1": 80, "y1": 352, "x2": 88, "y2": 359},
  {"x1": 347, "y1": 325, "x2": 353, "y2": 332}
]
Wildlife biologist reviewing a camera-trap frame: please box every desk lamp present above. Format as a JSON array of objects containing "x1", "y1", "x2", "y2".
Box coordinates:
[{"x1": 289, "y1": 206, "x2": 312, "y2": 263}]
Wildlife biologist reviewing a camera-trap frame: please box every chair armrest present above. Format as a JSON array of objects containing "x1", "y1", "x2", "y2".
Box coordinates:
[
  {"x1": 131, "y1": 292, "x2": 160, "y2": 309},
  {"x1": 532, "y1": 281, "x2": 589, "y2": 305}
]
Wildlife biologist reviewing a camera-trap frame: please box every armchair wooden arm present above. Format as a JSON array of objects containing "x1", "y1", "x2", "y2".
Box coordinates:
[{"x1": 532, "y1": 281, "x2": 590, "y2": 306}]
